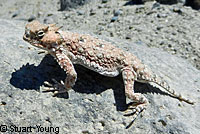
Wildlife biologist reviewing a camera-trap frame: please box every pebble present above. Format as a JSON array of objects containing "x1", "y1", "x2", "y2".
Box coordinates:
[
  {"x1": 157, "y1": 13, "x2": 167, "y2": 18},
  {"x1": 172, "y1": 7, "x2": 182, "y2": 14},
  {"x1": 102, "y1": 0, "x2": 108, "y2": 3},
  {"x1": 110, "y1": 16, "x2": 118, "y2": 22},
  {"x1": 37, "y1": 11, "x2": 43, "y2": 17},
  {"x1": 98, "y1": 5, "x2": 103, "y2": 9},
  {"x1": 159, "y1": 41, "x2": 167, "y2": 46},
  {"x1": 103, "y1": 10, "x2": 110, "y2": 15},
  {"x1": 12, "y1": 11, "x2": 19, "y2": 18},
  {"x1": 28, "y1": 15, "x2": 36, "y2": 22},
  {"x1": 156, "y1": 26, "x2": 163, "y2": 30},
  {"x1": 64, "y1": 13, "x2": 70, "y2": 19},
  {"x1": 77, "y1": 10, "x2": 84, "y2": 15},
  {"x1": 90, "y1": 9, "x2": 96, "y2": 16},
  {"x1": 125, "y1": 34, "x2": 131, "y2": 39},
  {"x1": 168, "y1": 44, "x2": 172, "y2": 48},
  {"x1": 110, "y1": 32, "x2": 114, "y2": 37},
  {"x1": 114, "y1": 9, "x2": 123, "y2": 16},
  {"x1": 158, "y1": 119, "x2": 167, "y2": 126},
  {"x1": 135, "y1": 41, "x2": 144, "y2": 45},
  {"x1": 107, "y1": 23, "x2": 113, "y2": 28},
  {"x1": 43, "y1": 17, "x2": 54, "y2": 24},
  {"x1": 152, "y1": 2, "x2": 160, "y2": 9}
]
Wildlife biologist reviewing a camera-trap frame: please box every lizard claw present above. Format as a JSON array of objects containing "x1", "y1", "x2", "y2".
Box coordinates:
[
  {"x1": 124, "y1": 103, "x2": 146, "y2": 128},
  {"x1": 43, "y1": 79, "x2": 70, "y2": 96}
]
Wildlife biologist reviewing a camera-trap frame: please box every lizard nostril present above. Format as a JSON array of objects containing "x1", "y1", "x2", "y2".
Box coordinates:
[
  {"x1": 24, "y1": 29, "x2": 31, "y2": 39},
  {"x1": 25, "y1": 33, "x2": 30, "y2": 38}
]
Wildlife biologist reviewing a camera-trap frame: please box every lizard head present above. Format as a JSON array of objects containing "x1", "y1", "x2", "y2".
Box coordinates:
[{"x1": 23, "y1": 20, "x2": 62, "y2": 50}]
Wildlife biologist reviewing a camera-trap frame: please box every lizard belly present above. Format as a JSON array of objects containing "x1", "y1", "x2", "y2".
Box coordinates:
[
  {"x1": 81, "y1": 63, "x2": 120, "y2": 77},
  {"x1": 72, "y1": 56, "x2": 120, "y2": 77}
]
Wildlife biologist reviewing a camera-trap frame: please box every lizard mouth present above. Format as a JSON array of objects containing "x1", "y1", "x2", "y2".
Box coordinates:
[
  {"x1": 23, "y1": 34, "x2": 31, "y2": 42},
  {"x1": 23, "y1": 29, "x2": 35, "y2": 42},
  {"x1": 23, "y1": 30, "x2": 30, "y2": 41}
]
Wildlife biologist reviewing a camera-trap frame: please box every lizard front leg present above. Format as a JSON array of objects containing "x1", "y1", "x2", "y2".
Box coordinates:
[
  {"x1": 122, "y1": 67, "x2": 148, "y2": 121},
  {"x1": 55, "y1": 50, "x2": 77, "y2": 90},
  {"x1": 44, "y1": 50, "x2": 77, "y2": 95}
]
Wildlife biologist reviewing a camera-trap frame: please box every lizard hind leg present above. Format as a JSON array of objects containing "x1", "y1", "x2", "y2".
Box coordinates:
[{"x1": 122, "y1": 67, "x2": 149, "y2": 121}]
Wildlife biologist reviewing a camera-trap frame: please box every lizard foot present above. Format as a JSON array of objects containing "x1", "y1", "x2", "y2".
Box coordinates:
[
  {"x1": 124, "y1": 103, "x2": 147, "y2": 129},
  {"x1": 43, "y1": 79, "x2": 71, "y2": 96},
  {"x1": 124, "y1": 93, "x2": 148, "y2": 120},
  {"x1": 124, "y1": 102, "x2": 146, "y2": 118}
]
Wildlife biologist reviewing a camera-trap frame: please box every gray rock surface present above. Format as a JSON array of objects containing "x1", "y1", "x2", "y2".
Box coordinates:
[
  {"x1": 0, "y1": 19, "x2": 200, "y2": 134},
  {"x1": 0, "y1": 0, "x2": 200, "y2": 133}
]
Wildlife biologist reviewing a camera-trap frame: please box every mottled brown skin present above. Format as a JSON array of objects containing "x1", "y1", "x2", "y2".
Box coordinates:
[{"x1": 23, "y1": 21, "x2": 194, "y2": 122}]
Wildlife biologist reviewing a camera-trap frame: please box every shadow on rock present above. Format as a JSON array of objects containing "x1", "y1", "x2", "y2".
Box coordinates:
[
  {"x1": 10, "y1": 54, "x2": 66, "y2": 90},
  {"x1": 124, "y1": 0, "x2": 182, "y2": 6},
  {"x1": 124, "y1": 0, "x2": 144, "y2": 6},
  {"x1": 10, "y1": 54, "x2": 170, "y2": 111}
]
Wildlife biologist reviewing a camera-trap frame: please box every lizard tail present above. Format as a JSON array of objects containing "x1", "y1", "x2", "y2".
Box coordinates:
[{"x1": 150, "y1": 74, "x2": 194, "y2": 105}]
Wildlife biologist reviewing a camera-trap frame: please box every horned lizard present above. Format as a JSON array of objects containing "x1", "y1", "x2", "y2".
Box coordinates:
[{"x1": 23, "y1": 20, "x2": 194, "y2": 121}]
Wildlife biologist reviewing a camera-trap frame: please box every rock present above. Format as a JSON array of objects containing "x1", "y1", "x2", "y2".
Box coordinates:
[
  {"x1": 59, "y1": 0, "x2": 92, "y2": 11},
  {"x1": 185, "y1": 0, "x2": 200, "y2": 10},
  {"x1": 0, "y1": 19, "x2": 200, "y2": 134}
]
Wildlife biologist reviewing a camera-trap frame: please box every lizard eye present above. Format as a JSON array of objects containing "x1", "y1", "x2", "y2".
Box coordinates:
[{"x1": 37, "y1": 30, "x2": 45, "y2": 39}]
